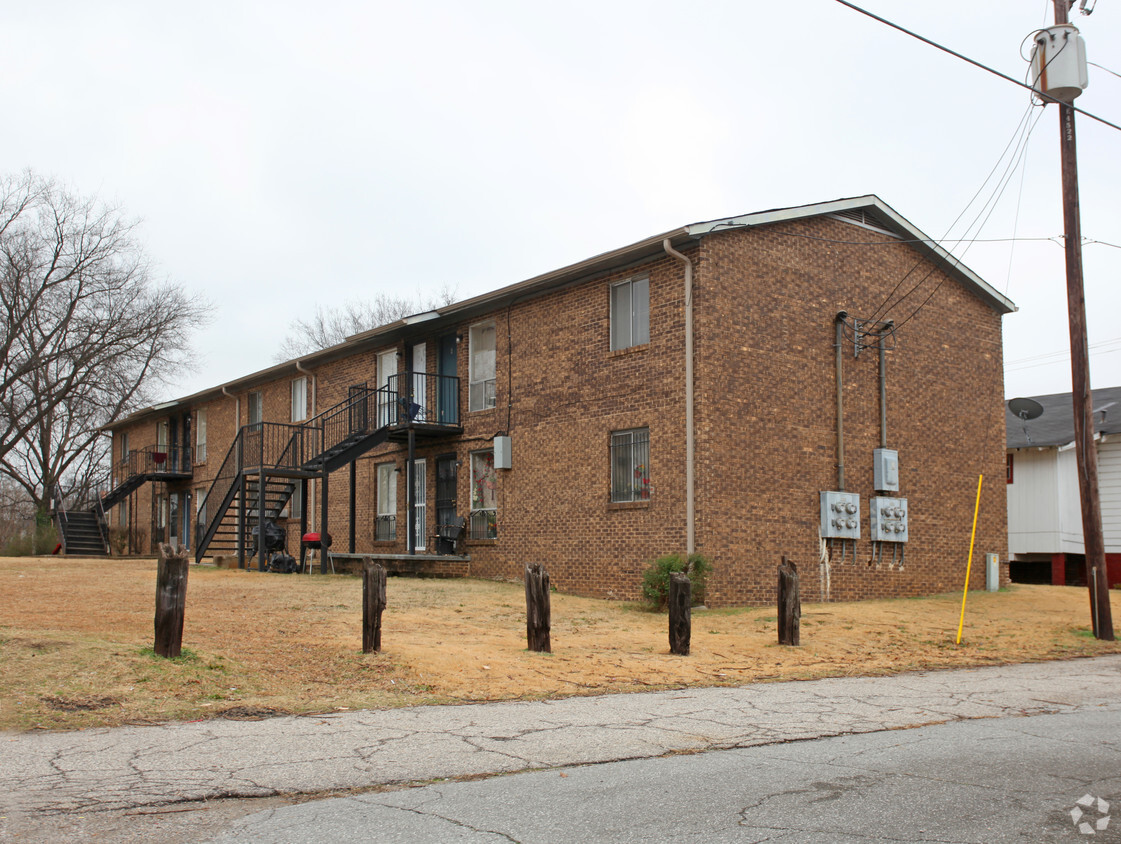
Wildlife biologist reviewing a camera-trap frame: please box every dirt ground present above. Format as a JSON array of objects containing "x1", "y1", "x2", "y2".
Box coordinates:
[{"x1": 2, "y1": 556, "x2": 1119, "y2": 732}]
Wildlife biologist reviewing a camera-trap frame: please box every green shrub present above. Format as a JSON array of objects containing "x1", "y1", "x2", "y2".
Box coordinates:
[
  {"x1": 641, "y1": 553, "x2": 711, "y2": 610},
  {"x1": 1, "y1": 521, "x2": 60, "y2": 556}
]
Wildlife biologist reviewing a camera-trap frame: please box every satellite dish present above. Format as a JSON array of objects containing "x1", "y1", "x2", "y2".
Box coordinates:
[{"x1": 1008, "y1": 397, "x2": 1044, "y2": 421}]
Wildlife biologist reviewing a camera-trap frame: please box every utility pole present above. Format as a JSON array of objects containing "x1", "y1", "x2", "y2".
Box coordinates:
[{"x1": 1052, "y1": 0, "x2": 1114, "y2": 640}]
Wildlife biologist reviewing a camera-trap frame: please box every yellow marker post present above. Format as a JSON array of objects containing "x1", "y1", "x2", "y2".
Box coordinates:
[{"x1": 956, "y1": 474, "x2": 984, "y2": 645}]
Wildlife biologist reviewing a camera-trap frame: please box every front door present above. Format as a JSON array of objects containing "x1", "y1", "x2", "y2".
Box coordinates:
[
  {"x1": 438, "y1": 333, "x2": 457, "y2": 424},
  {"x1": 436, "y1": 455, "x2": 457, "y2": 530},
  {"x1": 348, "y1": 383, "x2": 368, "y2": 433},
  {"x1": 413, "y1": 458, "x2": 427, "y2": 551}
]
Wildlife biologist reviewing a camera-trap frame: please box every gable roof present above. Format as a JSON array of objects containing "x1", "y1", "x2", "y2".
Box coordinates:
[
  {"x1": 1006, "y1": 386, "x2": 1121, "y2": 448},
  {"x1": 106, "y1": 195, "x2": 1015, "y2": 431}
]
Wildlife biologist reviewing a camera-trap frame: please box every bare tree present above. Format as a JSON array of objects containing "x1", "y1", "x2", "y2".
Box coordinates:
[
  {"x1": 0, "y1": 171, "x2": 211, "y2": 513},
  {"x1": 275, "y1": 287, "x2": 457, "y2": 360}
]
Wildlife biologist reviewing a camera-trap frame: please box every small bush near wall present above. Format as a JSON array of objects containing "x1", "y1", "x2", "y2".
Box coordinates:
[
  {"x1": 641, "y1": 553, "x2": 711, "y2": 610},
  {"x1": 109, "y1": 527, "x2": 128, "y2": 556}
]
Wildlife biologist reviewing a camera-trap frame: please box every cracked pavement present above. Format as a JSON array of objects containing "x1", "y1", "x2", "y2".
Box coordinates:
[{"x1": 2, "y1": 656, "x2": 1120, "y2": 840}]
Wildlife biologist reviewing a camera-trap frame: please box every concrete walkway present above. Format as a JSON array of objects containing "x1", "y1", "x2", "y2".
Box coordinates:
[{"x1": 2, "y1": 656, "x2": 1120, "y2": 835}]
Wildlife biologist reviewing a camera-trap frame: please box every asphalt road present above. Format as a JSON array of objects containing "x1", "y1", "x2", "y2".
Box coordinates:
[
  {"x1": 3, "y1": 656, "x2": 1120, "y2": 842},
  {"x1": 208, "y1": 707, "x2": 1121, "y2": 843}
]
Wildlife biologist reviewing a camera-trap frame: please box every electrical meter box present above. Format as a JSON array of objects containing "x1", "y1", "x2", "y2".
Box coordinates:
[
  {"x1": 873, "y1": 448, "x2": 899, "y2": 492},
  {"x1": 820, "y1": 491, "x2": 861, "y2": 540},
  {"x1": 870, "y1": 496, "x2": 908, "y2": 543},
  {"x1": 493, "y1": 435, "x2": 512, "y2": 469}
]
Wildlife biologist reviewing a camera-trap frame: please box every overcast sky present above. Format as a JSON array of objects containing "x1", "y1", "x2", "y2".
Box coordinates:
[{"x1": 3, "y1": 1, "x2": 1119, "y2": 404}]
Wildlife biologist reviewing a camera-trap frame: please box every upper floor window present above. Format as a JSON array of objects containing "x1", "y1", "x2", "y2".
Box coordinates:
[
  {"x1": 610, "y1": 428, "x2": 650, "y2": 502},
  {"x1": 196, "y1": 409, "x2": 207, "y2": 462},
  {"x1": 291, "y1": 377, "x2": 308, "y2": 422},
  {"x1": 610, "y1": 277, "x2": 649, "y2": 351},
  {"x1": 469, "y1": 321, "x2": 496, "y2": 412},
  {"x1": 248, "y1": 391, "x2": 263, "y2": 427},
  {"x1": 120, "y1": 431, "x2": 130, "y2": 461}
]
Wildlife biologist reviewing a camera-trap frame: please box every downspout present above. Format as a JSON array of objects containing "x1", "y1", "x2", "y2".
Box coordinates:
[
  {"x1": 834, "y1": 312, "x2": 848, "y2": 491},
  {"x1": 663, "y1": 239, "x2": 695, "y2": 555},
  {"x1": 878, "y1": 322, "x2": 892, "y2": 448},
  {"x1": 296, "y1": 360, "x2": 316, "y2": 534}
]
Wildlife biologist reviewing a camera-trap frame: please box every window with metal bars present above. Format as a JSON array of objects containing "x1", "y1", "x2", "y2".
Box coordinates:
[{"x1": 610, "y1": 428, "x2": 650, "y2": 502}]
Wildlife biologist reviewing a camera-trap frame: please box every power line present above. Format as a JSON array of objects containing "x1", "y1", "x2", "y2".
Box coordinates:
[{"x1": 832, "y1": 0, "x2": 1121, "y2": 133}]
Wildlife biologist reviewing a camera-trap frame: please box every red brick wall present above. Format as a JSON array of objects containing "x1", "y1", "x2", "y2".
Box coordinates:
[
  {"x1": 693, "y1": 217, "x2": 1008, "y2": 605},
  {"x1": 108, "y1": 214, "x2": 1009, "y2": 606}
]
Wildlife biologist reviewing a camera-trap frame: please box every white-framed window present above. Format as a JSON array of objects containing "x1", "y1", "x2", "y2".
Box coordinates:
[
  {"x1": 610, "y1": 428, "x2": 650, "y2": 502},
  {"x1": 195, "y1": 490, "x2": 206, "y2": 546},
  {"x1": 469, "y1": 449, "x2": 497, "y2": 539},
  {"x1": 610, "y1": 276, "x2": 650, "y2": 351},
  {"x1": 376, "y1": 462, "x2": 396, "y2": 540},
  {"x1": 291, "y1": 377, "x2": 308, "y2": 422},
  {"x1": 469, "y1": 321, "x2": 496, "y2": 412},
  {"x1": 120, "y1": 431, "x2": 130, "y2": 461},
  {"x1": 119, "y1": 497, "x2": 128, "y2": 527},
  {"x1": 248, "y1": 391, "x2": 263, "y2": 427},
  {"x1": 157, "y1": 420, "x2": 169, "y2": 450},
  {"x1": 196, "y1": 408, "x2": 207, "y2": 463}
]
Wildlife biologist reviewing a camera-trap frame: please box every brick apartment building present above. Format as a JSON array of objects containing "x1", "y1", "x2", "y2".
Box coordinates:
[{"x1": 95, "y1": 196, "x2": 1014, "y2": 606}]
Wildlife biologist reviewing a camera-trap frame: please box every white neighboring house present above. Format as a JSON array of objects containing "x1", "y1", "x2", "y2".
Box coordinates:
[{"x1": 1006, "y1": 386, "x2": 1121, "y2": 587}]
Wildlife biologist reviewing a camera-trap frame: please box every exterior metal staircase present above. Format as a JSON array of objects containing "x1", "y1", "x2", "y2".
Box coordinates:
[
  {"x1": 52, "y1": 487, "x2": 110, "y2": 556},
  {"x1": 192, "y1": 373, "x2": 462, "y2": 565}
]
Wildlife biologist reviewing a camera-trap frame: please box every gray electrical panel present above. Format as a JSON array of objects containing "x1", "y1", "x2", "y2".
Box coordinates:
[
  {"x1": 873, "y1": 448, "x2": 899, "y2": 492},
  {"x1": 870, "y1": 496, "x2": 908, "y2": 543},
  {"x1": 820, "y1": 491, "x2": 861, "y2": 540}
]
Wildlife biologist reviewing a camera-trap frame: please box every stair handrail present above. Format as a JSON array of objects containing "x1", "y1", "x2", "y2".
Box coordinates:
[
  {"x1": 312, "y1": 385, "x2": 385, "y2": 467},
  {"x1": 195, "y1": 426, "x2": 246, "y2": 561},
  {"x1": 94, "y1": 494, "x2": 111, "y2": 555},
  {"x1": 52, "y1": 484, "x2": 69, "y2": 555}
]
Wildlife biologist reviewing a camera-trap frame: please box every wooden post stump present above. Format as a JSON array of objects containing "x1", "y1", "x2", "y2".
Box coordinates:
[
  {"x1": 668, "y1": 572, "x2": 691, "y2": 655},
  {"x1": 778, "y1": 555, "x2": 801, "y2": 646},
  {"x1": 524, "y1": 563, "x2": 551, "y2": 653},
  {"x1": 154, "y1": 543, "x2": 189, "y2": 658},
  {"x1": 362, "y1": 559, "x2": 387, "y2": 653}
]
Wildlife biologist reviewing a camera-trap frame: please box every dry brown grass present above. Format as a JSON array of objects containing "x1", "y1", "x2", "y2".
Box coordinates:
[{"x1": 2, "y1": 556, "x2": 1119, "y2": 732}]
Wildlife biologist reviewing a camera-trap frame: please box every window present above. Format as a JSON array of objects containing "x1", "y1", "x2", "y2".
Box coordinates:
[
  {"x1": 157, "y1": 420, "x2": 169, "y2": 450},
  {"x1": 611, "y1": 428, "x2": 650, "y2": 502},
  {"x1": 119, "y1": 497, "x2": 128, "y2": 527},
  {"x1": 196, "y1": 409, "x2": 207, "y2": 463},
  {"x1": 248, "y1": 391, "x2": 263, "y2": 427},
  {"x1": 376, "y1": 463, "x2": 396, "y2": 540},
  {"x1": 120, "y1": 432, "x2": 130, "y2": 461},
  {"x1": 610, "y1": 277, "x2": 649, "y2": 351},
  {"x1": 1007, "y1": 452, "x2": 1014, "y2": 484},
  {"x1": 289, "y1": 482, "x2": 302, "y2": 520},
  {"x1": 470, "y1": 450, "x2": 497, "y2": 539},
  {"x1": 469, "y1": 321, "x2": 496, "y2": 411},
  {"x1": 291, "y1": 377, "x2": 307, "y2": 422}
]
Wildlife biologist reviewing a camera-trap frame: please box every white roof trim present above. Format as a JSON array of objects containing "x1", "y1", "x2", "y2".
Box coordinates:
[{"x1": 686, "y1": 195, "x2": 1017, "y2": 315}]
